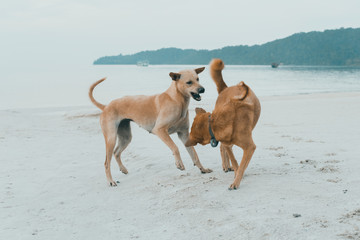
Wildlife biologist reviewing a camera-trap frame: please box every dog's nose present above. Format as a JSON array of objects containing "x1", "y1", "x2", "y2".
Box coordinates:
[{"x1": 198, "y1": 87, "x2": 205, "y2": 94}]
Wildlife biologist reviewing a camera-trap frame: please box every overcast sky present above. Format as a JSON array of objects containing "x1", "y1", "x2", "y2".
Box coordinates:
[{"x1": 1, "y1": 0, "x2": 360, "y2": 66}]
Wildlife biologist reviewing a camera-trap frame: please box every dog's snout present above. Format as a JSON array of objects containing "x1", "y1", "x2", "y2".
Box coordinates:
[{"x1": 198, "y1": 87, "x2": 205, "y2": 94}]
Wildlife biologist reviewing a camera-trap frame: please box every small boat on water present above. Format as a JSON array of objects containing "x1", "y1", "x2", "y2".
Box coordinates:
[
  {"x1": 271, "y1": 62, "x2": 279, "y2": 68},
  {"x1": 136, "y1": 60, "x2": 149, "y2": 67}
]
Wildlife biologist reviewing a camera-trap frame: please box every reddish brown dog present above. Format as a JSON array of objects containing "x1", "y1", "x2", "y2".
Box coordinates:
[{"x1": 185, "y1": 59, "x2": 261, "y2": 190}]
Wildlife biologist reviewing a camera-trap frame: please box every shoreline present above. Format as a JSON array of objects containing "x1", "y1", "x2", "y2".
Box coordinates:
[{"x1": 1, "y1": 91, "x2": 360, "y2": 112}]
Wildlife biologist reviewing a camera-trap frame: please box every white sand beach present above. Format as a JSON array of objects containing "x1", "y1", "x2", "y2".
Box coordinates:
[{"x1": 1, "y1": 92, "x2": 360, "y2": 239}]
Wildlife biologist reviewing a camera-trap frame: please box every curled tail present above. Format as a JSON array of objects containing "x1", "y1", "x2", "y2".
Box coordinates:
[
  {"x1": 210, "y1": 58, "x2": 227, "y2": 94},
  {"x1": 89, "y1": 78, "x2": 106, "y2": 111}
]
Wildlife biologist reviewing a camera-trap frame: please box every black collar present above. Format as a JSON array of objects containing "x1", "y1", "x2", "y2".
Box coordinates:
[{"x1": 208, "y1": 114, "x2": 218, "y2": 147}]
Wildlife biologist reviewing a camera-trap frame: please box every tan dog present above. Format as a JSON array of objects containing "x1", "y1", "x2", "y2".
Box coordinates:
[
  {"x1": 89, "y1": 68, "x2": 212, "y2": 186},
  {"x1": 185, "y1": 59, "x2": 261, "y2": 190}
]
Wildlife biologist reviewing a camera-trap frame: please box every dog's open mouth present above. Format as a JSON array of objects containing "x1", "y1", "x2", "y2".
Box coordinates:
[{"x1": 191, "y1": 92, "x2": 201, "y2": 101}]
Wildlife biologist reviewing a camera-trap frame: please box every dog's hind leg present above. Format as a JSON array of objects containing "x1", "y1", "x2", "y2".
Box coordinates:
[
  {"x1": 177, "y1": 131, "x2": 212, "y2": 173},
  {"x1": 101, "y1": 117, "x2": 118, "y2": 186},
  {"x1": 229, "y1": 139, "x2": 256, "y2": 190},
  {"x1": 114, "y1": 119, "x2": 132, "y2": 175},
  {"x1": 104, "y1": 134, "x2": 117, "y2": 186}
]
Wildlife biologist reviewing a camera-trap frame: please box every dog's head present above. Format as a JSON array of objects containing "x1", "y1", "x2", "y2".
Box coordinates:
[
  {"x1": 185, "y1": 108, "x2": 211, "y2": 147},
  {"x1": 169, "y1": 67, "x2": 205, "y2": 101}
]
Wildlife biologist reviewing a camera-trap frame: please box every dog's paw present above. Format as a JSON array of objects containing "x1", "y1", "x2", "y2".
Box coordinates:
[
  {"x1": 228, "y1": 183, "x2": 239, "y2": 190},
  {"x1": 176, "y1": 161, "x2": 185, "y2": 171},
  {"x1": 120, "y1": 167, "x2": 128, "y2": 174},
  {"x1": 223, "y1": 167, "x2": 234, "y2": 172},
  {"x1": 201, "y1": 168, "x2": 213, "y2": 174},
  {"x1": 109, "y1": 181, "x2": 118, "y2": 187}
]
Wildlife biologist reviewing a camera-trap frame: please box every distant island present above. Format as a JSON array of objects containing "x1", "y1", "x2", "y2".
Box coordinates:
[{"x1": 94, "y1": 28, "x2": 360, "y2": 66}]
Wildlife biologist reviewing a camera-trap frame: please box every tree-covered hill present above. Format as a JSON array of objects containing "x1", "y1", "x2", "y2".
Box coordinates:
[{"x1": 93, "y1": 28, "x2": 360, "y2": 66}]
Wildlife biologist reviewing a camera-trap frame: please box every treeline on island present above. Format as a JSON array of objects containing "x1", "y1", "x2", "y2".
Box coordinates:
[{"x1": 93, "y1": 28, "x2": 360, "y2": 66}]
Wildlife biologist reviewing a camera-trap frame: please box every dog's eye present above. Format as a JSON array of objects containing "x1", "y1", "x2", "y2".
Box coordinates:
[
  {"x1": 197, "y1": 78, "x2": 199, "y2": 81},
  {"x1": 186, "y1": 81, "x2": 193, "y2": 85}
]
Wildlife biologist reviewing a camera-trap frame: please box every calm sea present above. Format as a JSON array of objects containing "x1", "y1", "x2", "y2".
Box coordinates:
[{"x1": 1, "y1": 64, "x2": 360, "y2": 110}]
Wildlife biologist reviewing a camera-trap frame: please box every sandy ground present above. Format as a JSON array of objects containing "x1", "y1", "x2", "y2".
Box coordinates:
[{"x1": 1, "y1": 92, "x2": 360, "y2": 240}]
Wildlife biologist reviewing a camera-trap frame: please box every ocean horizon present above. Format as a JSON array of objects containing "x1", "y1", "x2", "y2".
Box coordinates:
[{"x1": 2, "y1": 64, "x2": 360, "y2": 110}]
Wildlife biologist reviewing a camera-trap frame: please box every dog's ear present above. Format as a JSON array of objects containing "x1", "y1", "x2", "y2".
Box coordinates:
[
  {"x1": 231, "y1": 81, "x2": 248, "y2": 101},
  {"x1": 169, "y1": 72, "x2": 181, "y2": 81},
  {"x1": 195, "y1": 107, "x2": 206, "y2": 115},
  {"x1": 194, "y1": 67, "x2": 205, "y2": 74}
]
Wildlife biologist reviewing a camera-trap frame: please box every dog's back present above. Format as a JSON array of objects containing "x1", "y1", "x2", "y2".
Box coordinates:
[{"x1": 210, "y1": 58, "x2": 261, "y2": 131}]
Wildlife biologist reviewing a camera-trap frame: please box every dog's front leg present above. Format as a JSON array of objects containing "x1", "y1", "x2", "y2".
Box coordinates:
[
  {"x1": 152, "y1": 128, "x2": 185, "y2": 170},
  {"x1": 220, "y1": 144, "x2": 231, "y2": 172},
  {"x1": 223, "y1": 144, "x2": 238, "y2": 173},
  {"x1": 177, "y1": 131, "x2": 212, "y2": 173}
]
